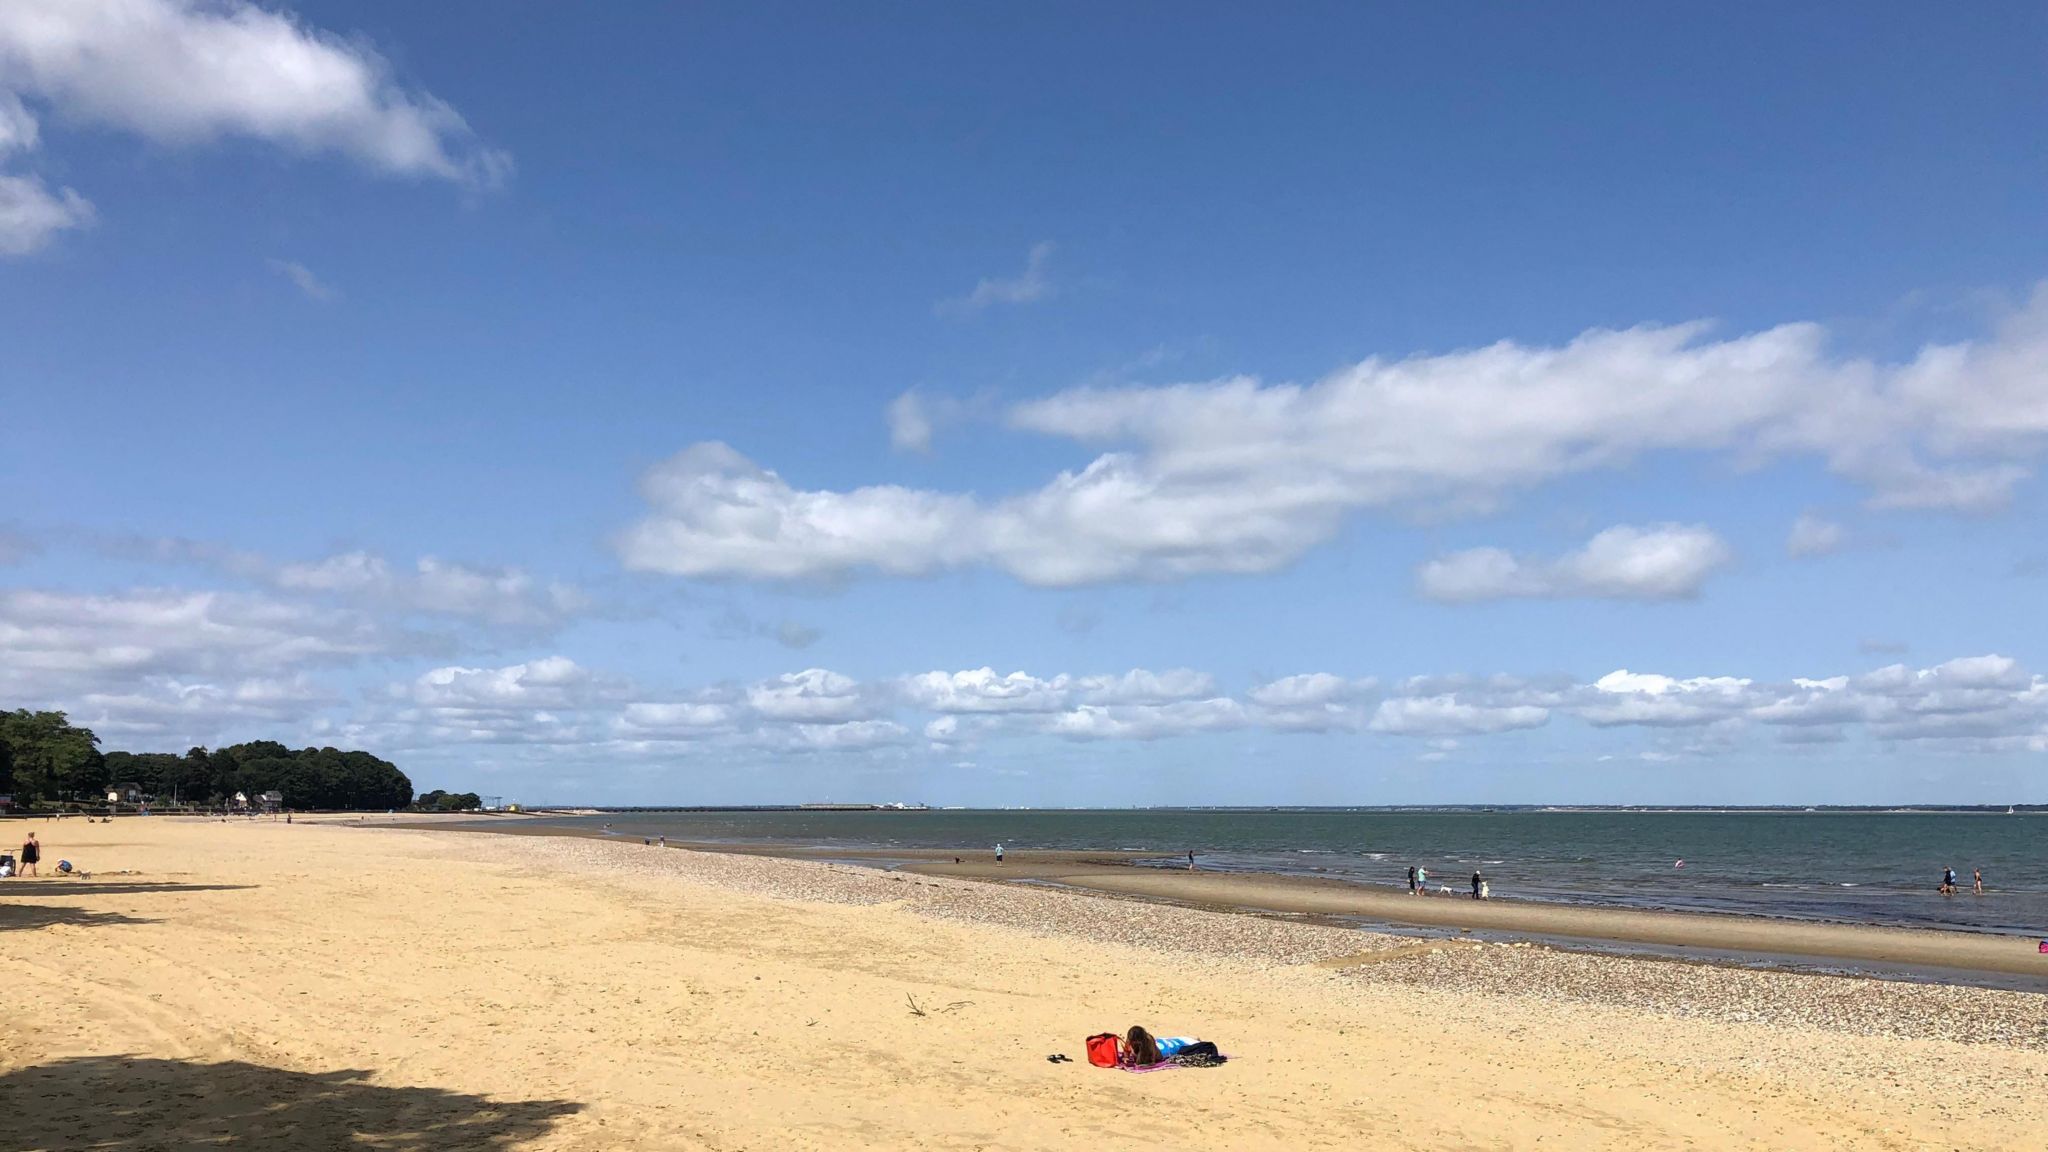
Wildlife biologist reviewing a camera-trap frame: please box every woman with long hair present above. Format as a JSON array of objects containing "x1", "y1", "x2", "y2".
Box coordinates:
[{"x1": 1123, "y1": 1026, "x2": 1162, "y2": 1066}]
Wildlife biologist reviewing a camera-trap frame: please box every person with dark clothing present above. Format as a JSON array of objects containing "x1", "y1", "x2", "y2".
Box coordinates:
[
  {"x1": 19, "y1": 833, "x2": 41, "y2": 877},
  {"x1": 1472, "y1": 871, "x2": 1483, "y2": 899},
  {"x1": 1407, "y1": 865, "x2": 1418, "y2": 895}
]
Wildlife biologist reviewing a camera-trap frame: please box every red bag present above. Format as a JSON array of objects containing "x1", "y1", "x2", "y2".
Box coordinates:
[{"x1": 1085, "y1": 1033, "x2": 1122, "y2": 1068}]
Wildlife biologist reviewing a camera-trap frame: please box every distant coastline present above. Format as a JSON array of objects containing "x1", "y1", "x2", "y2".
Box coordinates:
[{"x1": 523, "y1": 803, "x2": 2044, "y2": 815}]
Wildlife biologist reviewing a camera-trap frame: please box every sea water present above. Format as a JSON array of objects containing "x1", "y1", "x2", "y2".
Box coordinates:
[{"x1": 530, "y1": 808, "x2": 2048, "y2": 936}]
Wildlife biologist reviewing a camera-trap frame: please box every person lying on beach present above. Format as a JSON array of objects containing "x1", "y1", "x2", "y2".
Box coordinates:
[{"x1": 1122, "y1": 1026, "x2": 1221, "y2": 1067}]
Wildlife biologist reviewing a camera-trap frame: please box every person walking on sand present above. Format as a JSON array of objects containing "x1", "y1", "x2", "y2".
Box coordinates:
[
  {"x1": 19, "y1": 832, "x2": 41, "y2": 877},
  {"x1": 1973, "y1": 868, "x2": 1983, "y2": 895},
  {"x1": 995, "y1": 842, "x2": 1004, "y2": 864},
  {"x1": 1472, "y1": 870, "x2": 1483, "y2": 900}
]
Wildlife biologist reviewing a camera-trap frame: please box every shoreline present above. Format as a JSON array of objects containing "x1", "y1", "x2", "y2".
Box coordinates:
[
  {"x1": 6, "y1": 817, "x2": 2045, "y2": 1150},
  {"x1": 425, "y1": 821, "x2": 2048, "y2": 989}
]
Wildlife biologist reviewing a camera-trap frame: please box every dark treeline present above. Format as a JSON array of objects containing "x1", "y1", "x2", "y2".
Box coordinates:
[{"x1": 1, "y1": 708, "x2": 415, "y2": 811}]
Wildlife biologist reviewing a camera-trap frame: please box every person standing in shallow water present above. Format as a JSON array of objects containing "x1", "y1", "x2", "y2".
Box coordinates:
[
  {"x1": 994, "y1": 842, "x2": 1004, "y2": 864},
  {"x1": 1407, "y1": 865, "x2": 1417, "y2": 895},
  {"x1": 1472, "y1": 871, "x2": 1483, "y2": 899},
  {"x1": 1973, "y1": 868, "x2": 1983, "y2": 895}
]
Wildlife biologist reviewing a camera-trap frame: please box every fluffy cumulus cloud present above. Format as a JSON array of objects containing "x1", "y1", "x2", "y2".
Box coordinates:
[
  {"x1": 1369, "y1": 694, "x2": 1551, "y2": 736},
  {"x1": 1417, "y1": 524, "x2": 1732, "y2": 602},
  {"x1": 745, "y1": 668, "x2": 877, "y2": 723},
  {"x1": 622, "y1": 290, "x2": 2048, "y2": 586},
  {"x1": 337, "y1": 652, "x2": 2048, "y2": 762},
  {"x1": 0, "y1": 0, "x2": 506, "y2": 254},
  {"x1": 1246, "y1": 673, "x2": 1379, "y2": 731},
  {"x1": 900, "y1": 668, "x2": 1071, "y2": 714}
]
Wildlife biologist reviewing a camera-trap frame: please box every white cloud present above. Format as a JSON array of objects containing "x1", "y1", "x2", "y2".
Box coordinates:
[
  {"x1": 0, "y1": 0, "x2": 506, "y2": 256},
  {"x1": 1566, "y1": 655, "x2": 2048, "y2": 748},
  {"x1": 142, "y1": 543, "x2": 587, "y2": 630},
  {"x1": 1076, "y1": 668, "x2": 1217, "y2": 705},
  {"x1": 901, "y1": 668, "x2": 1071, "y2": 714},
  {"x1": 1246, "y1": 673, "x2": 1378, "y2": 731},
  {"x1": 888, "y1": 391, "x2": 933, "y2": 453},
  {"x1": 268, "y1": 257, "x2": 334, "y2": 301},
  {"x1": 1579, "y1": 669, "x2": 1757, "y2": 727},
  {"x1": 0, "y1": 0, "x2": 507, "y2": 183},
  {"x1": 1046, "y1": 698, "x2": 1246, "y2": 742},
  {"x1": 65, "y1": 673, "x2": 333, "y2": 744},
  {"x1": 626, "y1": 291, "x2": 2048, "y2": 586},
  {"x1": 618, "y1": 442, "x2": 982, "y2": 580},
  {"x1": 745, "y1": 668, "x2": 876, "y2": 723},
  {"x1": 0, "y1": 588, "x2": 396, "y2": 693},
  {"x1": 0, "y1": 172, "x2": 91, "y2": 254},
  {"x1": 1417, "y1": 524, "x2": 1732, "y2": 602},
  {"x1": 1786, "y1": 512, "x2": 1847, "y2": 558},
  {"x1": 938, "y1": 241, "x2": 1052, "y2": 315},
  {"x1": 781, "y1": 719, "x2": 910, "y2": 751},
  {"x1": 1369, "y1": 695, "x2": 1550, "y2": 736}
]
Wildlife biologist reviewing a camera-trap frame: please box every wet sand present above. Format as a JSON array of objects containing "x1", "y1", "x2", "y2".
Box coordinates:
[
  {"x1": 449, "y1": 825, "x2": 2048, "y2": 986},
  {"x1": 4, "y1": 818, "x2": 2045, "y2": 1150}
]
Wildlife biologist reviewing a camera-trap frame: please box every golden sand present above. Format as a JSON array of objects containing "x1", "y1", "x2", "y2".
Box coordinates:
[{"x1": 1, "y1": 817, "x2": 2042, "y2": 1150}]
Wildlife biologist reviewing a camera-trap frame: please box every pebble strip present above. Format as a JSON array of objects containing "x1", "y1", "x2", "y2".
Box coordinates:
[{"x1": 452, "y1": 832, "x2": 2047, "y2": 1052}]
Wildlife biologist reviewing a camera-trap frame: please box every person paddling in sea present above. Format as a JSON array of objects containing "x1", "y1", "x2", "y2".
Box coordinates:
[
  {"x1": 1940, "y1": 867, "x2": 1957, "y2": 895},
  {"x1": 1406, "y1": 865, "x2": 1417, "y2": 895},
  {"x1": 1973, "y1": 867, "x2": 1983, "y2": 895},
  {"x1": 1471, "y1": 870, "x2": 1483, "y2": 900}
]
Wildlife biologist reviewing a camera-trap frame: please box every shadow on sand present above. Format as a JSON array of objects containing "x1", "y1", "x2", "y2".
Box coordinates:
[
  {"x1": 2, "y1": 881, "x2": 255, "y2": 897},
  {"x1": 0, "y1": 904, "x2": 155, "y2": 931},
  {"x1": 0, "y1": 1056, "x2": 582, "y2": 1151}
]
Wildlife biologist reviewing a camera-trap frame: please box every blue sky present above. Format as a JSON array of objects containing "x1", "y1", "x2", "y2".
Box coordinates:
[{"x1": 4, "y1": 2, "x2": 2048, "y2": 805}]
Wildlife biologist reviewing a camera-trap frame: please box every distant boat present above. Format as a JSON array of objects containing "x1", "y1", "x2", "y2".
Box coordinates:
[{"x1": 2010, "y1": 805, "x2": 2018, "y2": 815}]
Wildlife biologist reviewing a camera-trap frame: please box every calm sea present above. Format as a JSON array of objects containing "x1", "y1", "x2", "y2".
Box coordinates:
[{"x1": 532, "y1": 809, "x2": 2048, "y2": 936}]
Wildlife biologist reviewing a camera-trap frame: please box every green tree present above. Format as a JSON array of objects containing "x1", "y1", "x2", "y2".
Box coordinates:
[{"x1": 0, "y1": 710, "x2": 105, "y2": 803}]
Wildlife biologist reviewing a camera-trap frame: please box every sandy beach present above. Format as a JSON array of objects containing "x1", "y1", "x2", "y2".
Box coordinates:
[{"x1": 2, "y1": 817, "x2": 2044, "y2": 1150}]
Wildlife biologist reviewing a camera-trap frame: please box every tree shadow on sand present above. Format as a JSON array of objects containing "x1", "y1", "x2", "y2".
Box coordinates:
[
  {"x1": 0, "y1": 904, "x2": 154, "y2": 931},
  {"x1": 3, "y1": 881, "x2": 255, "y2": 897},
  {"x1": 0, "y1": 1056, "x2": 581, "y2": 1151}
]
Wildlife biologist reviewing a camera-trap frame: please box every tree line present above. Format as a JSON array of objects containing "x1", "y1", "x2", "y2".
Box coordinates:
[{"x1": 1, "y1": 708, "x2": 422, "y2": 811}]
